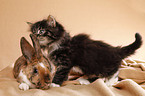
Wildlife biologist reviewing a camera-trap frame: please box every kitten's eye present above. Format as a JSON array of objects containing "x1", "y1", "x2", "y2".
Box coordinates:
[{"x1": 38, "y1": 30, "x2": 45, "y2": 35}]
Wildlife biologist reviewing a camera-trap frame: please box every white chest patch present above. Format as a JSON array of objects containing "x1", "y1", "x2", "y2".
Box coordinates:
[
  {"x1": 48, "y1": 43, "x2": 60, "y2": 56},
  {"x1": 18, "y1": 69, "x2": 32, "y2": 86}
]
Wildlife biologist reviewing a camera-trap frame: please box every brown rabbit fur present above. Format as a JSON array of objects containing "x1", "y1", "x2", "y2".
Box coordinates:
[{"x1": 13, "y1": 34, "x2": 52, "y2": 90}]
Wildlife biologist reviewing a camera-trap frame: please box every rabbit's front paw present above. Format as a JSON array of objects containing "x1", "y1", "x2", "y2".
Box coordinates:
[
  {"x1": 50, "y1": 83, "x2": 60, "y2": 87},
  {"x1": 19, "y1": 83, "x2": 29, "y2": 91}
]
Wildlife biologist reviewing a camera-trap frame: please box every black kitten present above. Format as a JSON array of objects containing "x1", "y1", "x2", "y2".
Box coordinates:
[{"x1": 29, "y1": 15, "x2": 142, "y2": 87}]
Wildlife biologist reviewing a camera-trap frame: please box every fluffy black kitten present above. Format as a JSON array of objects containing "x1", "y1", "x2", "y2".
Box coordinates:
[{"x1": 28, "y1": 15, "x2": 142, "y2": 87}]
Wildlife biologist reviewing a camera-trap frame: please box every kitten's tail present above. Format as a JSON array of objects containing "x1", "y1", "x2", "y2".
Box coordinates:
[{"x1": 119, "y1": 33, "x2": 142, "y2": 59}]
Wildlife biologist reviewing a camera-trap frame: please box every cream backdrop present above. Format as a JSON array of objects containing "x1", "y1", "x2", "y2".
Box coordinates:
[{"x1": 0, "y1": 0, "x2": 145, "y2": 70}]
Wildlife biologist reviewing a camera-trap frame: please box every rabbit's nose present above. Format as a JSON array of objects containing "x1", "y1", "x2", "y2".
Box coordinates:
[
  {"x1": 36, "y1": 84, "x2": 50, "y2": 90},
  {"x1": 41, "y1": 84, "x2": 50, "y2": 90}
]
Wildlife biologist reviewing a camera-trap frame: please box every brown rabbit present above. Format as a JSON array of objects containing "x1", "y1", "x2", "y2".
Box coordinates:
[{"x1": 13, "y1": 34, "x2": 52, "y2": 90}]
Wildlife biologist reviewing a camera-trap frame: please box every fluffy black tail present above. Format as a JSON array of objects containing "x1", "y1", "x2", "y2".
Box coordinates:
[{"x1": 120, "y1": 33, "x2": 142, "y2": 59}]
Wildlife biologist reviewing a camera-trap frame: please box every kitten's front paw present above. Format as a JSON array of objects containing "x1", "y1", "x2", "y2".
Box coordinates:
[
  {"x1": 78, "y1": 78, "x2": 90, "y2": 85},
  {"x1": 19, "y1": 83, "x2": 29, "y2": 91},
  {"x1": 50, "y1": 83, "x2": 60, "y2": 87}
]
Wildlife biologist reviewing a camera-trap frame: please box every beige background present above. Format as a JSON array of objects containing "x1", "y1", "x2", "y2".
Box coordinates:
[{"x1": 0, "y1": 0, "x2": 145, "y2": 70}]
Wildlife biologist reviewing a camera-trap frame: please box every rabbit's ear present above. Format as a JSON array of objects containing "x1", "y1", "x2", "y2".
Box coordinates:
[
  {"x1": 20, "y1": 37, "x2": 36, "y2": 63},
  {"x1": 30, "y1": 34, "x2": 43, "y2": 60}
]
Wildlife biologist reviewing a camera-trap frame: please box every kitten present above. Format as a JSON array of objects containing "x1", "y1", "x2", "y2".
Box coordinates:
[
  {"x1": 28, "y1": 16, "x2": 70, "y2": 57},
  {"x1": 28, "y1": 15, "x2": 142, "y2": 87}
]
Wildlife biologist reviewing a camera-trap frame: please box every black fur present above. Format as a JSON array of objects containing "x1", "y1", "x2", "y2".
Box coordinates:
[{"x1": 30, "y1": 17, "x2": 142, "y2": 85}]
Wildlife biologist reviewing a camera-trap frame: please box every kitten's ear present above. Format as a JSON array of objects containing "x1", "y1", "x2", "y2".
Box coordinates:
[
  {"x1": 26, "y1": 22, "x2": 33, "y2": 26},
  {"x1": 47, "y1": 15, "x2": 56, "y2": 27}
]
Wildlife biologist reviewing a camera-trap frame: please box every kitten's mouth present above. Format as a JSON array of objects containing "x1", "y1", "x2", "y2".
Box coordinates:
[
  {"x1": 37, "y1": 36, "x2": 52, "y2": 46},
  {"x1": 39, "y1": 39, "x2": 45, "y2": 41},
  {"x1": 38, "y1": 37, "x2": 46, "y2": 41}
]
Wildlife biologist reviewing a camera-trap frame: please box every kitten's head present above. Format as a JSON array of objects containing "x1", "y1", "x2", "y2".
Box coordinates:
[{"x1": 28, "y1": 15, "x2": 65, "y2": 46}]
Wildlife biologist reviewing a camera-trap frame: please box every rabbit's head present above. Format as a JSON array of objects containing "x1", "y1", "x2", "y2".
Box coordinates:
[{"x1": 20, "y1": 34, "x2": 52, "y2": 89}]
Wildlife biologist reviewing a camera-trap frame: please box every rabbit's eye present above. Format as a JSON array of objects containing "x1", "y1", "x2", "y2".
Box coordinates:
[{"x1": 33, "y1": 68, "x2": 38, "y2": 74}]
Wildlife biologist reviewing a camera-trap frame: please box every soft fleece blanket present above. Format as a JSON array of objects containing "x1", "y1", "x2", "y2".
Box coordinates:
[{"x1": 0, "y1": 58, "x2": 145, "y2": 96}]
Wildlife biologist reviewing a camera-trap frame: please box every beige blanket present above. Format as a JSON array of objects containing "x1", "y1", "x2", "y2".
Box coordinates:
[{"x1": 0, "y1": 58, "x2": 145, "y2": 96}]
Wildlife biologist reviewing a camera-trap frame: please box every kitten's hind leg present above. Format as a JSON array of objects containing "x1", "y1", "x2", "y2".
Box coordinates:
[
  {"x1": 77, "y1": 75, "x2": 98, "y2": 85},
  {"x1": 78, "y1": 78, "x2": 90, "y2": 85},
  {"x1": 104, "y1": 71, "x2": 119, "y2": 87}
]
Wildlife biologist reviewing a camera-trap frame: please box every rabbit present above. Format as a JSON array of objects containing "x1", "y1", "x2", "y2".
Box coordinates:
[{"x1": 13, "y1": 34, "x2": 52, "y2": 91}]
